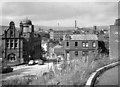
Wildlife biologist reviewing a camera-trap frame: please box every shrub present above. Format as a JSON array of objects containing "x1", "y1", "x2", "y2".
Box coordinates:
[
  {"x1": 2, "y1": 75, "x2": 36, "y2": 85},
  {"x1": 45, "y1": 55, "x2": 117, "y2": 86}
]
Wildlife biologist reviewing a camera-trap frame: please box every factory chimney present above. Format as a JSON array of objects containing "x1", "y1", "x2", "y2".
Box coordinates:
[{"x1": 75, "y1": 20, "x2": 77, "y2": 28}]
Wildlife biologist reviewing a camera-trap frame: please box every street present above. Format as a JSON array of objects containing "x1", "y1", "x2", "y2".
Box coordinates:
[
  {"x1": 1, "y1": 63, "x2": 53, "y2": 81},
  {"x1": 95, "y1": 65, "x2": 119, "y2": 86}
]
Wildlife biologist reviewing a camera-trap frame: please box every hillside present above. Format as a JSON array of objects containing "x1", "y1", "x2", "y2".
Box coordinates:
[
  {"x1": 83, "y1": 26, "x2": 110, "y2": 31},
  {"x1": 34, "y1": 25, "x2": 76, "y2": 31}
]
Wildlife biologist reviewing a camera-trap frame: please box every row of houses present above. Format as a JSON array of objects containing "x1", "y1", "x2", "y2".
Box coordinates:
[
  {"x1": 48, "y1": 18, "x2": 119, "y2": 62},
  {"x1": 48, "y1": 34, "x2": 98, "y2": 63},
  {"x1": 49, "y1": 25, "x2": 109, "y2": 42}
]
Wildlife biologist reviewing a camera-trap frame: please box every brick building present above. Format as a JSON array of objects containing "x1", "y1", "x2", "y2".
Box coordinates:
[
  {"x1": 2, "y1": 19, "x2": 42, "y2": 66},
  {"x1": 64, "y1": 34, "x2": 98, "y2": 62},
  {"x1": 109, "y1": 19, "x2": 120, "y2": 60},
  {"x1": 49, "y1": 29, "x2": 73, "y2": 41}
]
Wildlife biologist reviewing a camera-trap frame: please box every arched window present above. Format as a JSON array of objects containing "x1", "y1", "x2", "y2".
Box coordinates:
[
  {"x1": 10, "y1": 30, "x2": 14, "y2": 36},
  {"x1": 8, "y1": 53, "x2": 16, "y2": 62},
  {"x1": 92, "y1": 41, "x2": 96, "y2": 47}
]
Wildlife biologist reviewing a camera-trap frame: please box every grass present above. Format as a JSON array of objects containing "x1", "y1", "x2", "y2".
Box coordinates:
[
  {"x1": 2, "y1": 75, "x2": 36, "y2": 86},
  {"x1": 43, "y1": 54, "x2": 118, "y2": 86},
  {"x1": 2, "y1": 54, "x2": 118, "y2": 86}
]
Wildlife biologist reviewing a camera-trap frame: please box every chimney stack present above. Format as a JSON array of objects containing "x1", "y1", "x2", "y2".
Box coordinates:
[{"x1": 75, "y1": 20, "x2": 77, "y2": 28}]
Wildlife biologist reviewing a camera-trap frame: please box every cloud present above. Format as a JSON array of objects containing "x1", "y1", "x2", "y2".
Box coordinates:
[{"x1": 1, "y1": 2, "x2": 118, "y2": 27}]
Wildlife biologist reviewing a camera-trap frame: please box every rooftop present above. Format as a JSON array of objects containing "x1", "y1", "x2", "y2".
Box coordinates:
[
  {"x1": 53, "y1": 45, "x2": 63, "y2": 49},
  {"x1": 22, "y1": 18, "x2": 32, "y2": 25},
  {"x1": 69, "y1": 34, "x2": 98, "y2": 40}
]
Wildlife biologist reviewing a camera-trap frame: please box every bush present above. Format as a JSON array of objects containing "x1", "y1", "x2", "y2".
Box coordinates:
[{"x1": 45, "y1": 55, "x2": 117, "y2": 86}]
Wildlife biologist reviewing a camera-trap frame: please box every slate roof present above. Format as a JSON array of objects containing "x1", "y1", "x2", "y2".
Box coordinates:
[
  {"x1": 53, "y1": 45, "x2": 63, "y2": 49},
  {"x1": 70, "y1": 34, "x2": 98, "y2": 40}
]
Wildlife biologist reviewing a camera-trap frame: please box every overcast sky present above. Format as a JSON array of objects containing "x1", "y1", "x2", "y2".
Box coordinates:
[{"x1": 1, "y1": 1, "x2": 119, "y2": 27}]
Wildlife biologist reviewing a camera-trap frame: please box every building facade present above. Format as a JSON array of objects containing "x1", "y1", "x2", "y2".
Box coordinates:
[
  {"x1": 64, "y1": 34, "x2": 98, "y2": 62},
  {"x1": 49, "y1": 29, "x2": 73, "y2": 41},
  {"x1": 109, "y1": 19, "x2": 120, "y2": 60},
  {"x1": 2, "y1": 21, "x2": 23, "y2": 66},
  {"x1": 2, "y1": 19, "x2": 42, "y2": 66}
]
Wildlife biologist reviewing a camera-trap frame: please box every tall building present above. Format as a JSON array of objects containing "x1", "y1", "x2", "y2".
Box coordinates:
[
  {"x1": 2, "y1": 19, "x2": 42, "y2": 66},
  {"x1": 109, "y1": 19, "x2": 120, "y2": 60}
]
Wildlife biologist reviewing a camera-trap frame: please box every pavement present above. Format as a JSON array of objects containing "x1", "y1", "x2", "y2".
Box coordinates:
[
  {"x1": 95, "y1": 65, "x2": 119, "y2": 86},
  {"x1": 0, "y1": 63, "x2": 54, "y2": 81}
]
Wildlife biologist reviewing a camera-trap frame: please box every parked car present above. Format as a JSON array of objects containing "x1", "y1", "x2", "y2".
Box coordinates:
[
  {"x1": 35, "y1": 60, "x2": 39, "y2": 64},
  {"x1": 28, "y1": 60, "x2": 36, "y2": 65},
  {"x1": 0, "y1": 66, "x2": 13, "y2": 73},
  {"x1": 38, "y1": 60, "x2": 44, "y2": 65}
]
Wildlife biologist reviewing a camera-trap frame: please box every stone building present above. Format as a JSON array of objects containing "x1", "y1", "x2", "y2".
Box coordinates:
[
  {"x1": 109, "y1": 19, "x2": 120, "y2": 60},
  {"x1": 2, "y1": 19, "x2": 42, "y2": 66},
  {"x1": 64, "y1": 34, "x2": 98, "y2": 62}
]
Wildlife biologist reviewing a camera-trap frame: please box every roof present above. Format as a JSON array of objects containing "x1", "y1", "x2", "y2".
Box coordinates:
[
  {"x1": 0, "y1": 26, "x2": 20, "y2": 35},
  {"x1": 70, "y1": 34, "x2": 98, "y2": 40},
  {"x1": 22, "y1": 18, "x2": 32, "y2": 25},
  {"x1": 53, "y1": 45, "x2": 63, "y2": 49},
  {"x1": 115, "y1": 18, "x2": 120, "y2": 26}
]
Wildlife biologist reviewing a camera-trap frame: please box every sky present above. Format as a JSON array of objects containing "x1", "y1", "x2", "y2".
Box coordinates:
[{"x1": 0, "y1": 0, "x2": 119, "y2": 27}]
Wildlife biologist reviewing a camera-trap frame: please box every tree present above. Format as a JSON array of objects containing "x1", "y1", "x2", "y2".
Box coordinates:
[{"x1": 98, "y1": 41, "x2": 109, "y2": 55}]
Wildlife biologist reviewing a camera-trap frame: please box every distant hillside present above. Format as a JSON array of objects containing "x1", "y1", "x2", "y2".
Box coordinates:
[
  {"x1": 1, "y1": 25, "x2": 110, "y2": 34},
  {"x1": 34, "y1": 25, "x2": 76, "y2": 31},
  {"x1": 83, "y1": 26, "x2": 110, "y2": 31},
  {"x1": 34, "y1": 25, "x2": 110, "y2": 31}
]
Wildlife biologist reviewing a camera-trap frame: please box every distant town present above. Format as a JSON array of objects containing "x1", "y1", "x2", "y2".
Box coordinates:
[
  {"x1": 0, "y1": 18, "x2": 119, "y2": 65},
  {"x1": 0, "y1": 2, "x2": 120, "y2": 86}
]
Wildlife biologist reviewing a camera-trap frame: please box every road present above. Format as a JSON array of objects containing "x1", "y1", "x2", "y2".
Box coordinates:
[
  {"x1": 95, "y1": 65, "x2": 119, "y2": 86},
  {"x1": 0, "y1": 63, "x2": 53, "y2": 81}
]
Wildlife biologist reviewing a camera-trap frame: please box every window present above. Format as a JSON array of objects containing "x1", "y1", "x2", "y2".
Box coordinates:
[
  {"x1": 82, "y1": 51, "x2": 85, "y2": 56},
  {"x1": 92, "y1": 41, "x2": 96, "y2": 47},
  {"x1": 82, "y1": 41, "x2": 89, "y2": 47},
  {"x1": 75, "y1": 51, "x2": 78, "y2": 56},
  {"x1": 82, "y1": 42, "x2": 86, "y2": 47},
  {"x1": 86, "y1": 42, "x2": 89, "y2": 47},
  {"x1": 8, "y1": 54, "x2": 16, "y2": 62},
  {"x1": 75, "y1": 42, "x2": 78, "y2": 47},
  {"x1": 10, "y1": 31, "x2": 13, "y2": 36},
  {"x1": 66, "y1": 42, "x2": 69, "y2": 46},
  {"x1": 15, "y1": 39, "x2": 18, "y2": 48},
  {"x1": 82, "y1": 51, "x2": 88, "y2": 56},
  {"x1": 66, "y1": 51, "x2": 69, "y2": 53},
  {"x1": 6, "y1": 43, "x2": 9, "y2": 48},
  {"x1": 10, "y1": 39, "x2": 14, "y2": 48},
  {"x1": 6, "y1": 39, "x2": 9, "y2": 48}
]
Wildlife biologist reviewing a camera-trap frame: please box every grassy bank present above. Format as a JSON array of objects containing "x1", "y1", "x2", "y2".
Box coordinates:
[
  {"x1": 44, "y1": 55, "x2": 117, "y2": 86},
  {"x1": 2, "y1": 55, "x2": 118, "y2": 86}
]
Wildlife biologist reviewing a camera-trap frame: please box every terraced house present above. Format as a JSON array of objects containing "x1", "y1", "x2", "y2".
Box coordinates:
[
  {"x1": 2, "y1": 19, "x2": 42, "y2": 66},
  {"x1": 64, "y1": 34, "x2": 98, "y2": 62}
]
